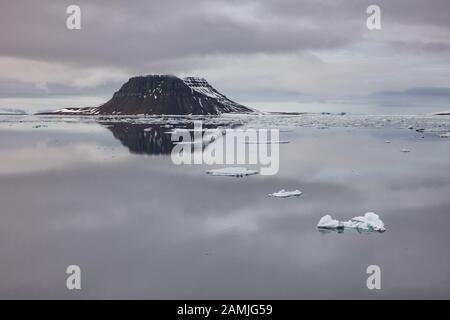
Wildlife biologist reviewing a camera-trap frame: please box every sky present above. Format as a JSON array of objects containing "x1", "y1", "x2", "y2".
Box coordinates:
[{"x1": 0, "y1": 0, "x2": 450, "y2": 113}]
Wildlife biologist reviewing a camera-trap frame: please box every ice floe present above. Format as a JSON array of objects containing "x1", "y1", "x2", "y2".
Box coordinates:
[
  {"x1": 317, "y1": 215, "x2": 341, "y2": 229},
  {"x1": 2, "y1": 113, "x2": 450, "y2": 135},
  {"x1": 401, "y1": 148, "x2": 411, "y2": 153},
  {"x1": 268, "y1": 189, "x2": 302, "y2": 198},
  {"x1": 243, "y1": 140, "x2": 290, "y2": 144},
  {"x1": 205, "y1": 167, "x2": 258, "y2": 177},
  {"x1": 317, "y1": 212, "x2": 386, "y2": 233}
]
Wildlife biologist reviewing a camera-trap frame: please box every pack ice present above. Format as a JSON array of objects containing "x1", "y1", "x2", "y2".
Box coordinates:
[
  {"x1": 268, "y1": 189, "x2": 302, "y2": 198},
  {"x1": 205, "y1": 167, "x2": 258, "y2": 177},
  {"x1": 243, "y1": 140, "x2": 290, "y2": 144},
  {"x1": 317, "y1": 212, "x2": 386, "y2": 233}
]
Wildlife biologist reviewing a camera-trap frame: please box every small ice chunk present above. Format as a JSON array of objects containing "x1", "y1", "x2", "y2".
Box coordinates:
[
  {"x1": 343, "y1": 212, "x2": 386, "y2": 232},
  {"x1": 317, "y1": 212, "x2": 385, "y2": 233},
  {"x1": 268, "y1": 189, "x2": 302, "y2": 198},
  {"x1": 243, "y1": 140, "x2": 290, "y2": 144},
  {"x1": 174, "y1": 141, "x2": 203, "y2": 145},
  {"x1": 205, "y1": 167, "x2": 258, "y2": 177},
  {"x1": 317, "y1": 215, "x2": 340, "y2": 229},
  {"x1": 439, "y1": 132, "x2": 450, "y2": 138},
  {"x1": 401, "y1": 148, "x2": 411, "y2": 153},
  {"x1": 384, "y1": 140, "x2": 391, "y2": 144}
]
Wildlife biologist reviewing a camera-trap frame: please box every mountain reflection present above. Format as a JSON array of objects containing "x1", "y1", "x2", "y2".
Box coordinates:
[
  {"x1": 103, "y1": 123, "x2": 175, "y2": 154},
  {"x1": 101, "y1": 122, "x2": 240, "y2": 155}
]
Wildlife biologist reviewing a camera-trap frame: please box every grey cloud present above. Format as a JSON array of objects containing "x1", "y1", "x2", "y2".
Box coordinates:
[
  {"x1": 369, "y1": 87, "x2": 450, "y2": 109},
  {"x1": 0, "y1": 80, "x2": 120, "y2": 98},
  {"x1": 388, "y1": 40, "x2": 450, "y2": 53},
  {"x1": 1, "y1": 0, "x2": 449, "y2": 70},
  {"x1": 377, "y1": 0, "x2": 450, "y2": 28},
  {"x1": 376, "y1": 87, "x2": 450, "y2": 97},
  {"x1": 0, "y1": 0, "x2": 363, "y2": 69},
  {"x1": 1, "y1": 0, "x2": 450, "y2": 111}
]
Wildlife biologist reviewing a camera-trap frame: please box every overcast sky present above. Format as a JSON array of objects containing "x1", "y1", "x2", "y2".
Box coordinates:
[{"x1": 1, "y1": 0, "x2": 449, "y2": 113}]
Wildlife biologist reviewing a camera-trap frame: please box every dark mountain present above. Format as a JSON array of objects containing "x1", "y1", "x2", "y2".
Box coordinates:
[{"x1": 40, "y1": 75, "x2": 256, "y2": 115}]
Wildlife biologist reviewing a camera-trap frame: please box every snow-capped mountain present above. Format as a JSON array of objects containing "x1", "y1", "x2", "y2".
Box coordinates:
[
  {"x1": 38, "y1": 75, "x2": 257, "y2": 115},
  {"x1": 97, "y1": 75, "x2": 256, "y2": 115},
  {"x1": 42, "y1": 75, "x2": 256, "y2": 115}
]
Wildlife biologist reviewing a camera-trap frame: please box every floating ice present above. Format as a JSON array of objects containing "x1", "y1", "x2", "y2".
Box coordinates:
[
  {"x1": 205, "y1": 167, "x2": 258, "y2": 177},
  {"x1": 317, "y1": 212, "x2": 386, "y2": 233},
  {"x1": 268, "y1": 189, "x2": 302, "y2": 198},
  {"x1": 174, "y1": 140, "x2": 204, "y2": 145},
  {"x1": 2, "y1": 113, "x2": 449, "y2": 136},
  {"x1": 317, "y1": 215, "x2": 341, "y2": 229},
  {"x1": 440, "y1": 132, "x2": 450, "y2": 138},
  {"x1": 343, "y1": 212, "x2": 386, "y2": 232},
  {"x1": 401, "y1": 148, "x2": 411, "y2": 153},
  {"x1": 243, "y1": 140, "x2": 290, "y2": 144}
]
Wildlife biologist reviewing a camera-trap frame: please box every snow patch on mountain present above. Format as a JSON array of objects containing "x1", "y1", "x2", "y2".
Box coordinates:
[{"x1": 183, "y1": 77, "x2": 258, "y2": 114}]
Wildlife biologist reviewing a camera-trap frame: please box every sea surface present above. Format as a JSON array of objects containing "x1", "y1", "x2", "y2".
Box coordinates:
[{"x1": 0, "y1": 114, "x2": 449, "y2": 299}]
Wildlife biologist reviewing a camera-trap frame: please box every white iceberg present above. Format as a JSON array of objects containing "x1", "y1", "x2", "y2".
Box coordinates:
[
  {"x1": 317, "y1": 212, "x2": 386, "y2": 233},
  {"x1": 317, "y1": 215, "x2": 341, "y2": 229},
  {"x1": 343, "y1": 212, "x2": 386, "y2": 232},
  {"x1": 268, "y1": 189, "x2": 302, "y2": 198},
  {"x1": 205, "y1": 167, "x2": 258, "y2": 177},
  {"x1": 401, "y1": 148, "x2": 411, "y2": 153}
]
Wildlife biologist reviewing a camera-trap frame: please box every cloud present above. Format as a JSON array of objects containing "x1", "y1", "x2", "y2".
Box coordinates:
[
  {"x1": 0, "y1": 57, "x2": 127, "y2": 88},
  {"x1": 376, "y1": 87, "x2": 450, "y2": 97},
  {"x1": 0, "y1": 0, "x2": 450, "y2": 111},
  {"x1": 0, "y1": 0, "x2": 360, "y2": 68}
]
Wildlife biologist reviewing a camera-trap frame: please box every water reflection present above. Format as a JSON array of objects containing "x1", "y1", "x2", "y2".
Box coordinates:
[
  {"x1": 101, "y1": 122, "x2": 241, "y2": 155},
  {"x1": 318, "y1": 228, "x2": 344, "y2": 235},
  {"x1": 1, "y1": 123, "x2": 450, "y2": 299},
  {"x1": 103, "y1": 123, "x2": 175, "y2": 155}
]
